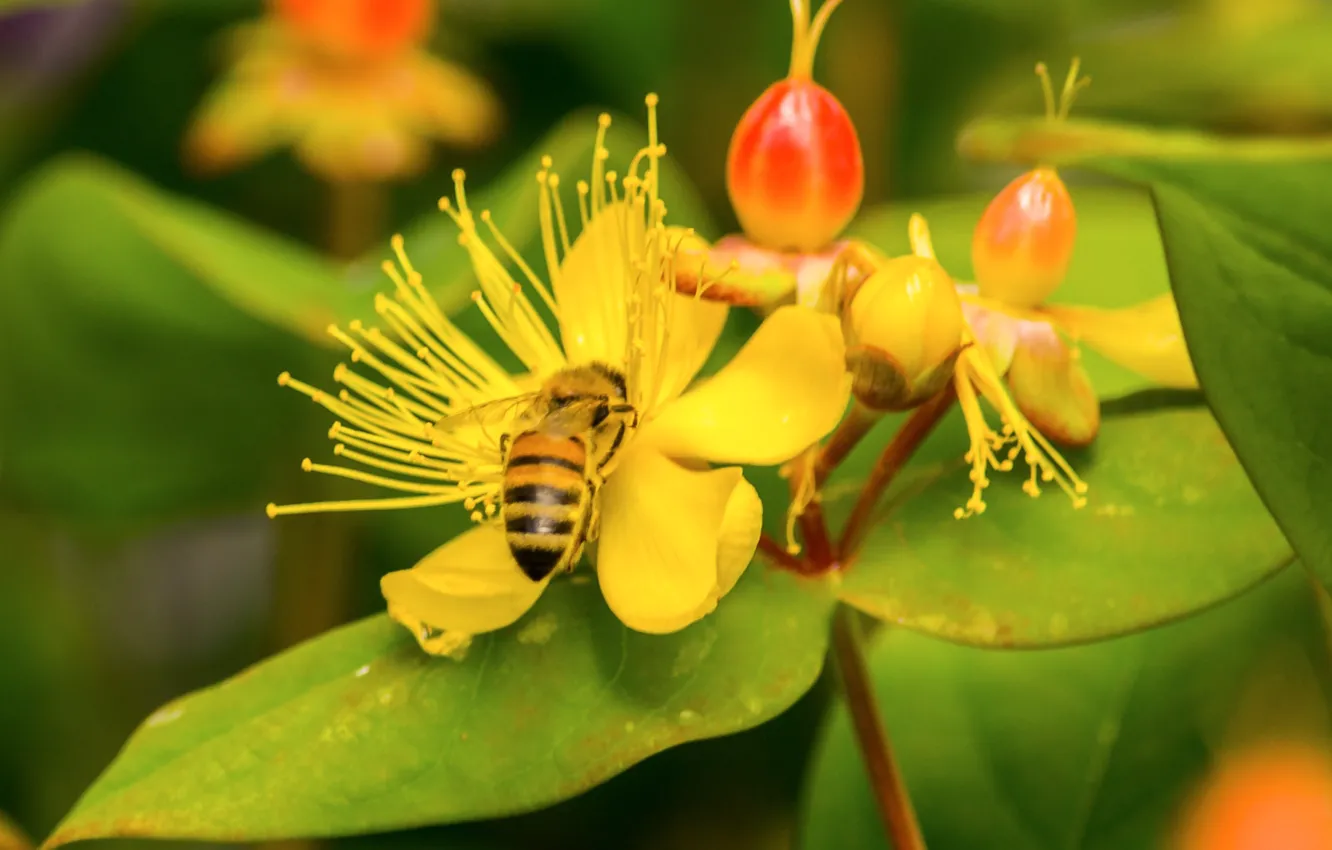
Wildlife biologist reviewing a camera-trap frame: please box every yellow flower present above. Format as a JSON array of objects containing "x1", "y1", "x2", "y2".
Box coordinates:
[
  {"x1": 184, "y1": 0, "x2": 500, "y2": 182},
  {"x1": 268, "y1": 99, "x2": 851, "y2": 654}
]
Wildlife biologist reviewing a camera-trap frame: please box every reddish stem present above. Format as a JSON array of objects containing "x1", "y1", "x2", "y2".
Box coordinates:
[
  {"x1": 787, "y1": 447, "x2": 836, "y2": 570},
  {"x1": 757, "y1": 532, "x2": 804, "y2": 573},
  {"x1": 799, "y1": 494, "x2": 836, "y2": 570},
  {"x1": 815, "y1": 402, "x2": 881, "y2": 487},
  {"x1": 837, "y1": 387, "x2": 956, "y2": 559},
  {"x1": 831, "y1": 605, "x2": 928, "y2": 850}
]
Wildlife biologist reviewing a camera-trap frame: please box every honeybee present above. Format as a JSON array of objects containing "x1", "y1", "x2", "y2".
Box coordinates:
[{"x1": 434, "y1": 362, "x2": 637, "y2": 581}]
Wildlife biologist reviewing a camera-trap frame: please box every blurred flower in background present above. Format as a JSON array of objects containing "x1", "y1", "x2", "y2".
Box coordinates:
[
  {"x1": 1175, "y1": 742, "x2": 1332, "y2": 850},
  {"x1": 183, "y1": 0, "x2": 502, "y2": 183},
  {"x1": 0, "y1": 0, "x2": 126, "y2": 108}
]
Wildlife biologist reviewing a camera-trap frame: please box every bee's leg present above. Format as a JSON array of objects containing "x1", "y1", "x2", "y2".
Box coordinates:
[
  {"x1": 609, "y1": 403, "x2": 639, "y2": 429},
  {"x1": 497, "y1": 432, "x2": 511, "y2": 457},
  {"x1": 595, "y1": 421, "x2": 629, "y2": 473},
  {"x1": 582, "y1": 474, "x2": 604, "y2": 548}
]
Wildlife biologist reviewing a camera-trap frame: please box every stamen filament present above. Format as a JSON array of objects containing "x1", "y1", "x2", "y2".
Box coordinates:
[
  {"x1": 302, "y1": 458, "x2": 458, "y2": 494},
  {"x1": 332, "y1": 445, "x2": 464, "y2": 482},
  {"x1": 267, "y1": 493, "x2": 476, "y2": 517},
  {"x1": 549, "y1": 173, "x2": 573, "y2": 255},
  {"x1": 333, "y1": 427, "x2": 468, "y2": 469},
  {"x1": 481, "y1": 208, "x2": 559, "y2": 318}
]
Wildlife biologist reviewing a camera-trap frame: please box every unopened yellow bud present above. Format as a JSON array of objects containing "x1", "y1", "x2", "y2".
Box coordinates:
[{"x1": 843, "y1": 255, "x2": 965, "y2": 411}]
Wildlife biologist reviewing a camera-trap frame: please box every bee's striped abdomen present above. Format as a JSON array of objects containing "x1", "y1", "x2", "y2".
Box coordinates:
[{"x1": 502, "y1": 431, "x2": 589, "y2": 581}]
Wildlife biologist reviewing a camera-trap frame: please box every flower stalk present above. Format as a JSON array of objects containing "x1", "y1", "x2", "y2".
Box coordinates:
[
  {"x1": 831, "y1": 604, "x2": 928, "y2": 850},
  {"x1": 839, "y1": 386, "x2": 956, "y2": 558},
  {"x1": 328, "y1": 180, "x2": 388, "y2": 261},
  {"x1": 814, "y1": 402, "x2": 880, "y2": 487}
]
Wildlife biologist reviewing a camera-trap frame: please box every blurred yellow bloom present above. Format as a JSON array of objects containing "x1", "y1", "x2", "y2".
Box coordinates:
[
  {"x1": 268, "y1": 99, "x2": 850, "y2": 654},
  {"x1": 184, "y1": 0, "x2": 500, "y2": 182}
]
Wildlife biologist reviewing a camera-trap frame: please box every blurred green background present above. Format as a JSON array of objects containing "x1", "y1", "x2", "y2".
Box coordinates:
[{"x1": 4, "y1": 0, "x2": 1332, "y2": 848}]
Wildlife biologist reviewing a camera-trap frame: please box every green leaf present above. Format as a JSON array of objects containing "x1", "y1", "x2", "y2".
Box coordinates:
[
  {"x1": 44, "y1": 570, "x2": 834, "y2": 845},
  {"x1": 799, "y1": 566, "x2": 1332, "y2": 850},
  {"x1": 850, "y1": 186, "x2": 1176, "y2": 399},
  {"x1": 834, "y1": 405, "x2": 1291, "y2": 646},
  {"x1": 968, "y1": 11, "x2": 1332, "y2": 141},
  {"x1": 1077, "y1": 158, "x2": 1332, "y2": 594},
  {"x1": 0, "y1": 155, "x2": 327, "y2": 522},
  {"x1": 958, "y1": 116, "x2": 1332, "y2": 169}
]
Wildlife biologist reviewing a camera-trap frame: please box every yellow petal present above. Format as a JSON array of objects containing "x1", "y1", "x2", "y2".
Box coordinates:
[
  {"x1": 639, "y1": 305, "x2": 850, "y2": 465},
  {"x1": 380, "y1": 524, "x2": 548, "y2": 651},
  {"x1": 551, "y1": 196, "x2": 633, "y2": 367},
  {"x1": 1043, "y1": 294, "x2": 1199, "y2": 389},
  {"x1": 596, "y1": 448, "x2": 749, "y2": 634},
  {"x1": 1007, "y1": 321, "x2": 1101, "y2": 446},
  {"x1": 714, "y1": 476, "x2": 763, "y2": 600}
]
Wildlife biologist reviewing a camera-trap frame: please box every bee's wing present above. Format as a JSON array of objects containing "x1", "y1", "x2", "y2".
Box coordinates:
[
  {"x1": 431, "y1": 393, "x2": 543, "y2": 441},
  {"x1": 533, "y1": 398, "x2": 606, "y2": 439}
]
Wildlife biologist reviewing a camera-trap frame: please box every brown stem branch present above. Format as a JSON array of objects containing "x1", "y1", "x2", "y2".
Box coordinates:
[
  {"x1": 831, "y1": 605, "x2": 927, "y2": 850},
  {"x1": 838, "y1": 386, "x2": 956, "y2": 559},
  {"x1": 815, "y1": 403, "x2": 881, "y2": 487},
  {"x1": 799, "y1": 494, "x2": 835, "y2": 570}
]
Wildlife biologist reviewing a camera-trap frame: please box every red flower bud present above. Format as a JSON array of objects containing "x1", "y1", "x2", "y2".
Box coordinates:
[
  {"x1": 726, "y1": 0, "x2": 863, "y2": 253},
  {"x1": 273, "y1": 0, "x2": 433, "y2": 61}
]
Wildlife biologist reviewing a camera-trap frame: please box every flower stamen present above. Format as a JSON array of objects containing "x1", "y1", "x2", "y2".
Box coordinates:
[{"x1": 951, "y1": 321, "x2": 1088, "y2": 518}]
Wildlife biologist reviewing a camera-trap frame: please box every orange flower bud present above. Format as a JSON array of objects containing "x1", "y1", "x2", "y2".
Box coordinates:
[
  {"x1": 273, "y1": 0, "x2": 433, "y2": 61},
  {"x1": 726, "y1": 0, "x2": 863, "y2": 252},
  {"x1": 843, "y1": 254, "x2": 964, "y2": 411},
  {"x1": 971, "y1": 59, "x2": 1089, "y2": 308},
  {"x1": 971, "y1": 166, "x2": 1076, "y2": 308}
]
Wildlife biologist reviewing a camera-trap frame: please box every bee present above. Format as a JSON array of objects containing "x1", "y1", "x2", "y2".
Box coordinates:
[{"x1": 434, "y1": 362, "x2": 637, "y2": 581}]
